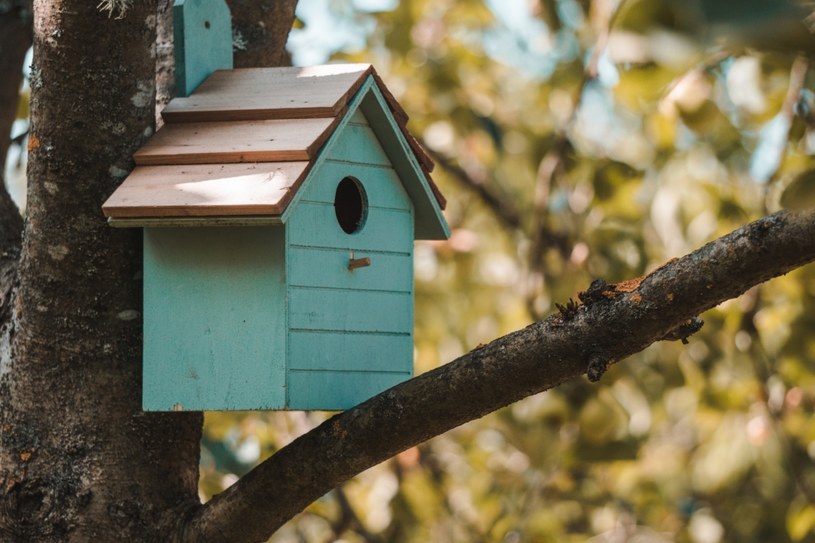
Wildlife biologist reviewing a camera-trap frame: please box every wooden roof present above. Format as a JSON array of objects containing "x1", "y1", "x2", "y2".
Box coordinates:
[{"x1": 103, "y1": 64, "x2": 445, "y2": 223}]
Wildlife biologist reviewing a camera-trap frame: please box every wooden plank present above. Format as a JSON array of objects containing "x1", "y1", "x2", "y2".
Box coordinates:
[
  {"x1": 286, "y1": 201, "x2": 413, "y2": 253},
  {"x1": 162, "y1": 64, "x2": 372, "y2": 122},
  {"x1": 288, "y1": 287, "x2": 412, "y2": 333},
  {"x1": 359, "y1": 88, "x2": 450, "y2": 240},
  {"x1": 108, "y1": 216, "x2": 284, "y2": 228},
  {"x1": 287, "y1": 369, "x2": 410, "y2": 410},
  {"x1": 174, "y1": 0, "x2": 233, "y2": 97},
  {"x1": 288, "y1": 331, "x2": 412, "y2": 372},
  {"x1": 326, "y1": 123, "x2": 391, "y2": 167},
  {"x1": 142, "y1": 226, "x2": 287, "y2": 411},
  {"x1": 288, "y1": 245, "x2": 412, "y2": 292},
  {"x1": 133, "y1": 117, "x2": 338, "y2": 166},
  {"x1": 102, "y1": 162, "x2": 310, "y2": 218},
  {"x1": 300, "y1": 161, "x2": 411, "y2": 211}
]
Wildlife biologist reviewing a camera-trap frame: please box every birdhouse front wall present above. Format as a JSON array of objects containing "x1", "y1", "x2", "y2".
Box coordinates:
[
  {"x1": 283, "y1": 109, "x2": 415, "y2": 410},
  {"x1": 142, "y1": 226, "x2": 288, "y2": 411}
]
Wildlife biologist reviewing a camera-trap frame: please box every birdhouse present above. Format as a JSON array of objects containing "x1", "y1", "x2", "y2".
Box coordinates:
[{"x1": 102, "y1": 64, "x2": 449, "y2": 411}]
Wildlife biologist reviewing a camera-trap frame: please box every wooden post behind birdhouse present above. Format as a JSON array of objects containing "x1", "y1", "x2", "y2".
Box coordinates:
[{"x1": 173, "y1": 0, "x2": 233, "y2": 97}]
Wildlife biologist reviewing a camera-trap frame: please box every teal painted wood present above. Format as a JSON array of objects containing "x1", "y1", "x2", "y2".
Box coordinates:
[
  {"x1": 142, "y1": 226, "x2": 287, "y2": 411},
  {"x1": 288, "y1": 288, "x2": 412, "y2": 333},
  {"x1": 288, "y1": 331, "x2": 412, "y2": 372},
  {"x1": 287, "y1": 202, "x2": 412, "y2": 253},
  {"x1": 174, "y1": 0, "x2": 233, "y2": 97},
  {"x1": 283, "y1": 96, "x2": 418, "y2": 409},
  {"x1": 327, "y1": 124, "x2": 391, "y2": 167},
  {"x1": 288, "y1": 246, "x2": 412, "y2": 292},
  {"x1": 287, "y1": 370, "x2": 411, "y2": 411},
  {"x1": 348, "y1": 108, "x2": 367, "y2": 124},
  {"x1": 358, "y1": 85, "x2": 450, "y2": 240},
  {"x1": 279, "y1": 78, "x2": 376, "y2": 225},
  {"x1": 301, "y1": 161, "x2": 411, "y2": 211}
]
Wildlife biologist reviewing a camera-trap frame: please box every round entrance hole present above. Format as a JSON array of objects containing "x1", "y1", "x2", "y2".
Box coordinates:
[{"x1": 334, "y1": 177, "x2": 368, "y2": 234}]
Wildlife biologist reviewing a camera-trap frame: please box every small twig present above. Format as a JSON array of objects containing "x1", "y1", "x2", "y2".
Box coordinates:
[
  {"x1": 332, "y1": 487, "x2": 385, "y2": 543},
  {"x1": 766, "y1": 55, "x2": 810, "y2": 188},
  {"x1": 425, "y1": 145, "x2": 522, "y2": 230}
]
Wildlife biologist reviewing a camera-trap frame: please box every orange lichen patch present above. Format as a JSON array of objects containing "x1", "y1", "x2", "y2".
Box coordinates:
[
  {"x1": 629, "y1": 293, "x2": 642, "y2": 304},
  {"x1": 19, "y1": 451, "x2": 32, "y2": 462},
  {"x1": 614, "y1": 276, "x2": 643, "y2": 293},
  {"x1": 27, "y1": 133, "x2": 40, "y2": 151}
]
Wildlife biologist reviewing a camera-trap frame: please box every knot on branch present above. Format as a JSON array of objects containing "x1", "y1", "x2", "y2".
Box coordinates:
[
  {"x1": 586, "y1": 356, "x2": 610, "y2": 383},
  {"x1": 659, "y1": 317, "x2": 704, "y2": 344}
]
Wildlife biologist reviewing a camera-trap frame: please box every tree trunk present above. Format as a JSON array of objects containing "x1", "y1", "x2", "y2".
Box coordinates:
[
  {"x1": 227, "y1": 0, "x2": 298, "y2": 68},
  {"x1": 0, "y1": 2, "x2": 200, "y2": 539}
]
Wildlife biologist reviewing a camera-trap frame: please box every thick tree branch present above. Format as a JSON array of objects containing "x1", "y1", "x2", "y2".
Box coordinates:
[{"x1": 181, "y1": 208, "x2": 815, "y2": 542}]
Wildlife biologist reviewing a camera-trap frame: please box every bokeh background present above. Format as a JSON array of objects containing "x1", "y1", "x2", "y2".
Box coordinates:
[{"x1": 7, "y1": 0, "x2": 815, "y2": 541}]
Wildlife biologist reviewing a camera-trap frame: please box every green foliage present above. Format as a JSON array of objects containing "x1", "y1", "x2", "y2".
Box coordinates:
[{"x1": 198, "y1": 0, "x2": 815, "y2": 541}]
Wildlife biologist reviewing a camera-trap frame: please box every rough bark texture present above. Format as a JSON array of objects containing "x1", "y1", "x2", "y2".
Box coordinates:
[
  {"x1": 180, "y1": 210, "x2": 815, "y2": 542},
  {"x1": 155, "y1": 0, "x2": 175, "y2": 126},
  {"x1": 0, "y1": 2, "x2": 201, "y2": 540},
  {"x1": 227, "y1": 0, "x2": 298, "y2": 68}
]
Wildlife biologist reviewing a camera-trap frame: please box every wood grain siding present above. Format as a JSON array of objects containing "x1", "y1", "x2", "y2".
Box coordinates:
[
  {"x1": 286, "y1": 202, "x2": 412, "y2": 253},
  {"x1": 142, "y1": 226, "x2": 287, "y2": 411},
  {"x1": 287, "y1": 371, "x2": 410, "y2": 411},
  {"x1": 302, "y1": 161, "x2": 411, "y2": 211},
  {"x1": 327, "y1": 124, "x2": 391, "y2": 167},
  {"x1": 283, "y1": 108, "x2": 415, "y2": 409},
  {"x1": 288, "y1": 247, "x2": 411, "y2": 292},
  {"x1": 289, "y1": 288, "x2": 411, "y2": 333},
  {"x1": 288, "y1": 332, "x2": 412, "y2": 372}
]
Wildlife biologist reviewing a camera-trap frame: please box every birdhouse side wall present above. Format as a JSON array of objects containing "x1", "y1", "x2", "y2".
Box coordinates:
[
  {"x1": 142, "y1": 226, "x2": 287, "y2": 411},
  {"x1": 284, "y1": 110, "x2": 415, "y2": 410}
]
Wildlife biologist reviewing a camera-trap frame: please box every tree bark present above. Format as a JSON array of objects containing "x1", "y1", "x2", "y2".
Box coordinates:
[
  {"x1": 180, "y1": 209, "x2": 815, "y2": 542},
  {"x1": 227, "y1": 0, "x2": 298, "y2": 68},
  {"x1": 0, "y1": 2, "x2": 201, "y2": 539}
]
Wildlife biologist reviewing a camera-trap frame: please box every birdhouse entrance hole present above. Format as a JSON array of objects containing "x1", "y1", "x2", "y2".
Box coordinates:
[{"x1": 334, "y1": 177, "x2": 368, "y2": 234}]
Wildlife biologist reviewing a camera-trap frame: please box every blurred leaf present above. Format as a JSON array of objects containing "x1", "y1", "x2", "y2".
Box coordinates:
[
  {"x1": 780, "y1": 168, "x2": 815, "y2": 210},
  {"x1": 787, "y1": 501, "x2": 815, "y2": 541}
]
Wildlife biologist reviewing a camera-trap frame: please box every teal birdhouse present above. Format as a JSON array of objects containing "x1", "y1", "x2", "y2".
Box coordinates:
[{"x1": 102, "y1": 64, "x2": 449, "y2": 411}]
